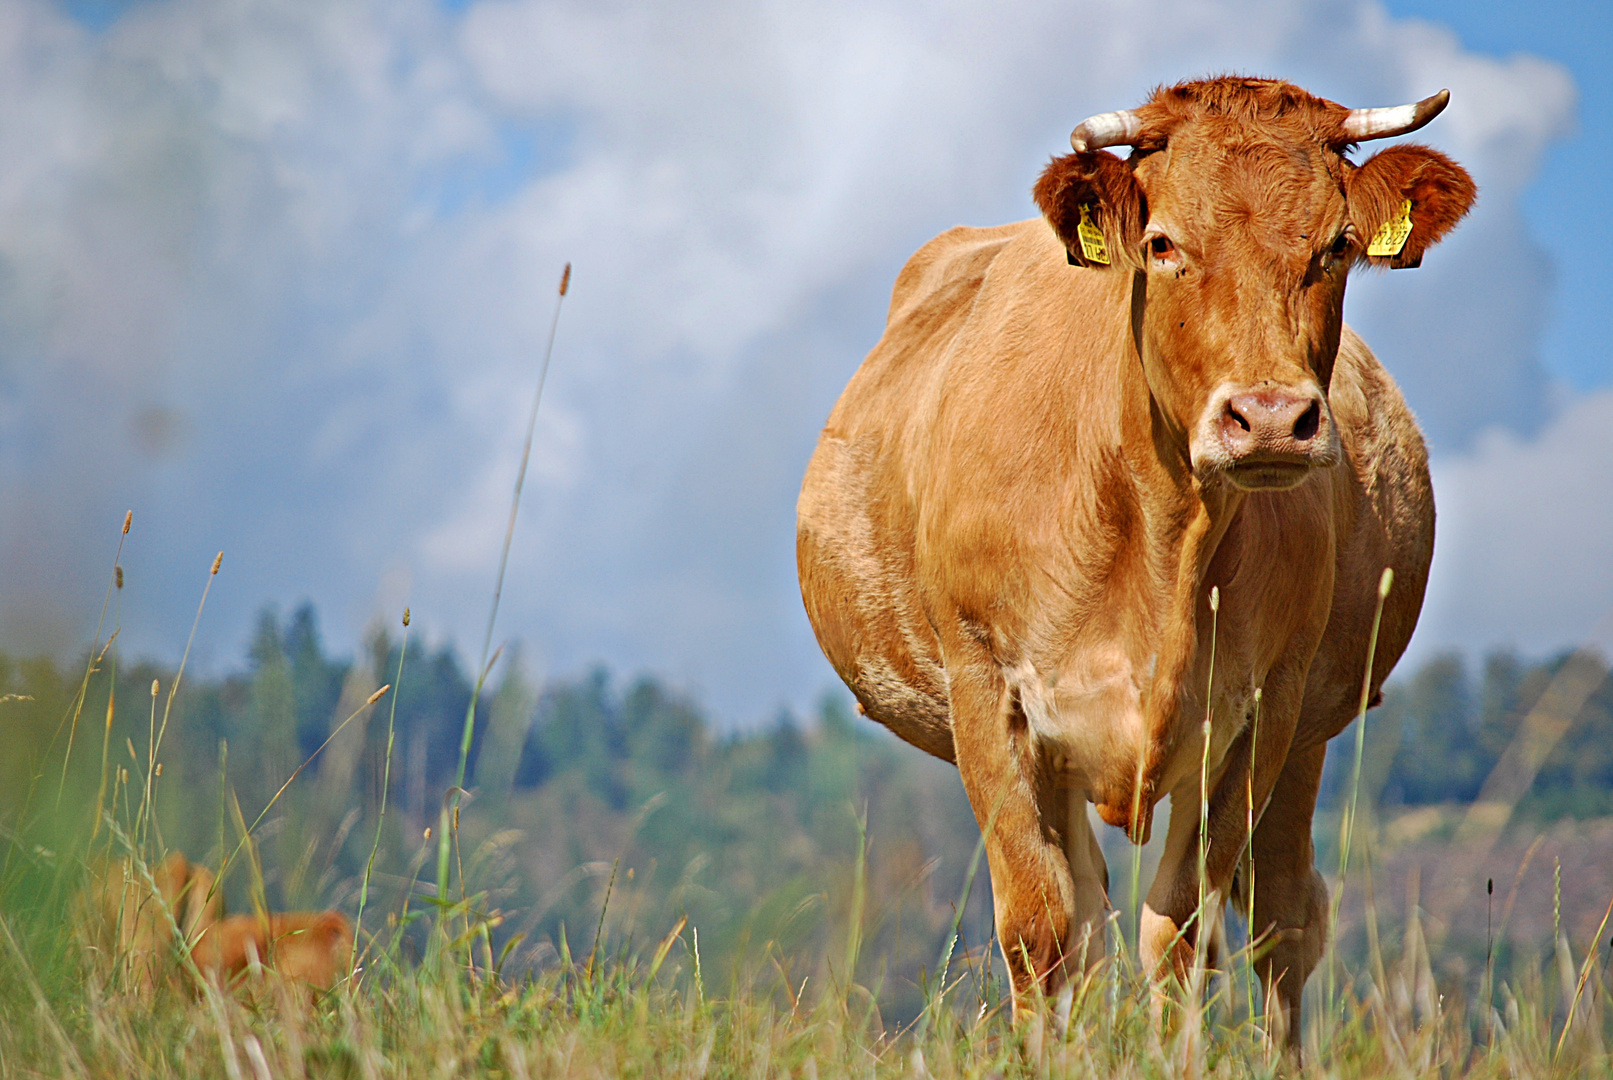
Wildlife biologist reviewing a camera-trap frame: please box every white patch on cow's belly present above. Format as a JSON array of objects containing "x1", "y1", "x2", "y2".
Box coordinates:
[{"x1": 1005, "y1": 647, "x2": 1148, "y2": 790}]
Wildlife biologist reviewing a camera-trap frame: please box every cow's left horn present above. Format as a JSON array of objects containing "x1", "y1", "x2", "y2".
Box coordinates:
[
  {"x1": 1342, "y1": 89, "x2": 1450, "y2": 142},
  {"x1": 1071, "y1": 109, "x2": 1143, "y2": 152}
]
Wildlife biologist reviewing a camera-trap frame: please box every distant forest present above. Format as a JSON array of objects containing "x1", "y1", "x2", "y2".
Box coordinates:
[
  {"x1": 4, "y1": 602, "x2": 1612, "y2": 1011},
  {"x1": 1318, "y1": 646, "x2": 1613, "y2": 820}
]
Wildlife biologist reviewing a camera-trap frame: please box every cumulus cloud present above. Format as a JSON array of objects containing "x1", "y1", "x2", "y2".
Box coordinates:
[
  {"x1": 1413, "y1": 390, "x2": 1613, "y2": 665},
  {"x1": 0, "y1": 0, "x2": 1591, "y2": 720}
]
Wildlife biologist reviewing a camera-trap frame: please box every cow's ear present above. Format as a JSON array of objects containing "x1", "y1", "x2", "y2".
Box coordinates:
[
  {"x1": 1034, "y1": 151, "x2": 1146, "y2": 270},
  {"x1": 1347, "y1": 144, "x2": 1476, "y2": 269}
]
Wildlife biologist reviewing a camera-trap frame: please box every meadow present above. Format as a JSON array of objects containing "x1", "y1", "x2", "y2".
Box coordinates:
[{"x1": 3, "y1": 541, "x2": 1613, "y2": 1077}]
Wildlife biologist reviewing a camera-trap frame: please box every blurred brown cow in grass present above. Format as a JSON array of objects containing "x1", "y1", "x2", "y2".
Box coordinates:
[
  {"x1": 192, "y1": 911, "x2": 353, "y2": 989},
  {"x1": 81, "y1": 851, "x2": 221, "y2": 991},
  {"x1": 80, "y1": 850, "x2": 351, "y2": 993}
]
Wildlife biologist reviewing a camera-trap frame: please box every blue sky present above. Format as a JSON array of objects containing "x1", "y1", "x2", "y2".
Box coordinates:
[
  {"x1": 2, "y1": 0, "x2": 1610, "y2": 724},
  {"x1": 1384, "y1": 0, "x2": 1610, "y2": 391}
]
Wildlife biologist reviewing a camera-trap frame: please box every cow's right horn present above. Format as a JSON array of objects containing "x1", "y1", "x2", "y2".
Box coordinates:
[
  {"x1": 1071, "y1": 110, "x2": 1143, "y2": 152},
  {"x1": 1342, "y1": 89, "x2": 1450, "y2": 142}
]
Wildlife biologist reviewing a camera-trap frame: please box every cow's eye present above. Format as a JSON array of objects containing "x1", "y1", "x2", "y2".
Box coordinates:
[
  {"x1": 1146, "y1": 234, "x2": 1183, "y2": 272},
  {"x1": 1328, "y1": 232, "x2": 1351, "y2": 257}
]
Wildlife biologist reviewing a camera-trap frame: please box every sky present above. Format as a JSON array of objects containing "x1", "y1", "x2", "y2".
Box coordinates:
[{"x1": 0, "y1": 0, "x2": 1609, "y2": 726}]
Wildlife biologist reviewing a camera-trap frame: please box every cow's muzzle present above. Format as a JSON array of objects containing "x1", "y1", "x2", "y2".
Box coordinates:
[{"x1": 1213, "y1": 386, "x2": 1336, "y2": 490}]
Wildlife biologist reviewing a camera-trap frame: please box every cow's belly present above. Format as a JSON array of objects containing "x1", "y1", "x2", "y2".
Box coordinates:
[{"x1": 797, "y1": 433, "x2": 955, "y2": 761}]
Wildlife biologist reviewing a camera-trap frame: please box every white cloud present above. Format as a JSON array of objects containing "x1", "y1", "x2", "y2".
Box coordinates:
[
  {"x1": 0, "y1": 0, "x2": 1590, "y2": 720},
  {"x1": 1413, "y1": 391, "x2": 1613, "y2": 664}
]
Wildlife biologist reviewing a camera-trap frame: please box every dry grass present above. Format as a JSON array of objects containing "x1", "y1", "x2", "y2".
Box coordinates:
[{"x1": 4, "y1": 793, "x2": 1613, "y2": 1080}]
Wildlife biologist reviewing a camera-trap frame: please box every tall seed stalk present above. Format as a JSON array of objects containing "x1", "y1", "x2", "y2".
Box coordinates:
[
  {"x1": 353, "y1": 607, "x2": 411, "y2": 980},
  {"x1": 1327, "y1": 566, "x2": 1393, "y2": 1019},
  {"x1": 57, "y1": 511, "x2": 132, "y2": 810},
  {"x1": 439, "y1": 263, "x2": 570, "y2": 913}
]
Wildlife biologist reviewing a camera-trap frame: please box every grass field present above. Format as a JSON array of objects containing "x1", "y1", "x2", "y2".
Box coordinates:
[
  {"x1": 5, "y1": 725, "x2": 1613, "y2": 1079},
  {"x1": 3, "y1": 852, "x2": 1613, "y2": 1078}
]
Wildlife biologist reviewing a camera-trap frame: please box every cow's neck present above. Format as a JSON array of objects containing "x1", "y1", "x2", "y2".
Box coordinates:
[
  {"x1": 1117, "y1": 269, "x2": 1246, "y2": 564},
  {"x1": 1096, "y1": 272, "x2": 1247, "y2": 839}
]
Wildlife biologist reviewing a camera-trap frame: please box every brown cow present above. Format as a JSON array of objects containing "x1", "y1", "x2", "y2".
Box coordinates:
[
  {"x1": 81, "y1": 851, "x2": 222, "y2": 990},
  {"x1": 81, "y1": 851, "x2": 352, "y2": 993},
  {"x1": 797, "y1": 77, "x2": 1474, "y2": 1046},
  {"x1": 192, "y1": 911, "x2": 353, "y2": 990}
]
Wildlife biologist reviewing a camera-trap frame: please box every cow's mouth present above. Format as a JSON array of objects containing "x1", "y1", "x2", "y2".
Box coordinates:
[{"x1": 1223, "y1": 459, "x2": 1313, "y2": 491}]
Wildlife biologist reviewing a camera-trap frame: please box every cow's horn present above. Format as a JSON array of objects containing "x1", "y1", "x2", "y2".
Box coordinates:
[
  {"x1": 1342, "y1": 89, "x2": 1450, "y2": 142},
  {"x1": 1070, "y1": 109, "x2": 1143, "y2": 152}
]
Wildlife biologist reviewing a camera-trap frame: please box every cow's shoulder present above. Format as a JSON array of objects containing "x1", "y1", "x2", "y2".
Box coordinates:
[
  {"x1": 886, "y1": 221, "x2": 1029, "y2": 329},
  {"x1": 827, "y1": 221, "x2": 1045, "y2": 440}
]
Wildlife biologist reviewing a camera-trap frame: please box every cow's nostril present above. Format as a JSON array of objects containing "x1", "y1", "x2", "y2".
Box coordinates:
[
  {"x1": 1227, "y1": 403, "x2": 1251, "y2": 432},
  {"x1": 1292, "y1": 400, "x2": 1321, "y2": 442}
]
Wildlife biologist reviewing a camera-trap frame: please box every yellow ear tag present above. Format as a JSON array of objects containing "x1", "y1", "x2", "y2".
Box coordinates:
[
  {"x1": 1076, "y1": 204, "x2": 1110, "y2": 265},
  {"x1": 1367, "y1": 199, "x2": 1414, "y2": 258}
]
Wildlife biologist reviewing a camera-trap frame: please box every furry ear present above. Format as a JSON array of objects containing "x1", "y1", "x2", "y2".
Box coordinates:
[
  {"x1": 1348, "y1": 144, "x2": 1476, "y2": 269},
  {"x1": 1033, "y1": 151, "x2": 1146, "y2": 269}
]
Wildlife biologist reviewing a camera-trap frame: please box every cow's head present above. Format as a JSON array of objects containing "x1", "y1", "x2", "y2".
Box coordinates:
[{"x1": 1034, "y1": 78, "x2": 1475, "y2": 492}]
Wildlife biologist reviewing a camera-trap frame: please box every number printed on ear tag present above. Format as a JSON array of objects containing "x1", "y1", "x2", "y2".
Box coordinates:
[
  {"x1": 1077, "y1": 204, "x2": 1110, "y2": 265},
  {"x1": 1367, "y1": 199, "x2": 1413, "y2": 257}
]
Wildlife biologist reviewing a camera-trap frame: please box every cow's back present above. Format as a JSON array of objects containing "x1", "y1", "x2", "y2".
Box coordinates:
[{"x1": 797, "y1": 222, "x2": 1026, "y2": 761}]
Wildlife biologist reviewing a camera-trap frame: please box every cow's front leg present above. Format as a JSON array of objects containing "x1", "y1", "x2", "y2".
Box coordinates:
[
  {"x1": 1139, "y1": 680, "x2": 1301, "y2": 990},
  {"x1": 1138, "y1": 774, "x2": 1231, "y2": 986},
  {"x1": 945, "y1": 644, "x2": 1090, "y2": 1016}
]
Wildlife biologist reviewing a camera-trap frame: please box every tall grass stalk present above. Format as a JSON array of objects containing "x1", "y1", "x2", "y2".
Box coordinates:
[
  {"x1": 55, "y1": 510, "x2": 131, "y2": 811},
  {"x1": 1242, "y1": 685, "x2": 1261, "y2": 1021},
  {"x1": 1557, "y1": 889, "x2": 1613, "y2": 1060},
  {"x1": 932, "y1": 795, "x2": 1002, "y2": 1001},
  {"x1": 1337, "y1": 568, "x2": 1394, "y2": 888},
  {"x1": 89, "y1": 622, "x2": 122, "y2": 844},
  {"x1": 440, "y1": 262, "x2": 571, "y2": 912},
  {"x1": 585, "y1": 857, "x2": 620, "y2": 984},
  {"x1": 216, "y1": 685, "x2": 390, "y2": 887},
  {"x1": 129, "y1": 551, "x2": 223, "y2": 858},
  {"x1": 844, "y1": 805, "x2": 869, "y2": 1006},
  {"x1": 1198, "y1": 587, "x2": 1219, "y2": 921},
  {"x1": 136, "y1": 678, "x2": 159, "y2": 851},
  {"x1": 152, "y1": 553, "x2": 222, "y2": 788},
  {"x1": 1328, "y1": 566, "x2": 1393, "y2": 1018},
  {"x1": 352, "y1": 607, "x2": 411, "y2": 980},
  {"x1": 1554, "y1": 856, "x2": 1562, "y2": 943}
]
